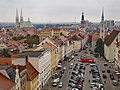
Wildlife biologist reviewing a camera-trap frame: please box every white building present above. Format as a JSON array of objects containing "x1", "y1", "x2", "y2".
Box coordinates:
[
  {"x1": 104, "y1": 30, "x2": 120, "y2": 62},
  {"x1": 12, "y1": 50, "x2": 51, "y2": 89}
]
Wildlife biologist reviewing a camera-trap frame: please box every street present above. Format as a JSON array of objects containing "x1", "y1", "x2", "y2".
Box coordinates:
[{"x1": 42, "y1": 44, "x2": 120, "y2": 90}]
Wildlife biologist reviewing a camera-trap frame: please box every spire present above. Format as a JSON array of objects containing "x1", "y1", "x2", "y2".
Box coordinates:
[
  {"x1": 81, "y1": 12, "x2": 84, "y2": 21},
  {"x1": 20, "y1": 8, "x2": 23, "y2": 18},
  {"x1": 101, "y1": 8, "x2": 104, "y2": 21},
  {"x1": 20, "y1": 8, "x2": 23, "y2": 28},
  {"x1": 16, "y1": 8, "x2": 18, "y2": 18},
  {"x1": 15, "y1": 8, "x2": 19, "y2": 28}
]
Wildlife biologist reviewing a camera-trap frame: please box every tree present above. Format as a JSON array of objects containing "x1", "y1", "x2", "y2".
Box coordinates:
[
  {"x1": 94, "y1": 38, "x2": 104, "y2": 56},
  {"x1": 25, "y1": 35, "x2": 39, "y2": 47}
]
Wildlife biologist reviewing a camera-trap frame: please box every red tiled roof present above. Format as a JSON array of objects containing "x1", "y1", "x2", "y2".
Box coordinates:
[
  {"x1": 26, "y1": 62, "x2": 39, "y2": 81},
  {"x1": 0, "y1": 73, "x2": 15, "y2": 90},
  {"x1": 92, "y1": 32, "x2": 100, "y2": 41},
  {"x1": 41, "y1": 42, "x2": 57, "y2": 49},
  {"x1": 0, "y1": 58, "x2": 11, "y2": 66}
]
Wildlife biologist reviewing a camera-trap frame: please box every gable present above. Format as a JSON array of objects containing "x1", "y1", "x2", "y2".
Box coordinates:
[{"x1": 104, "y1": 30, "x2": 120, "y2": 46}]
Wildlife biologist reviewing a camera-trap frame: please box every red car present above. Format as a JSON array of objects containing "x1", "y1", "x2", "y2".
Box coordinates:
[{"x1": 80, "y1": 56, "x2": 94, "y2": 63}]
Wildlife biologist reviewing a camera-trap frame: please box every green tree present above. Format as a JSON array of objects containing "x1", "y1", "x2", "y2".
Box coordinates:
[
  {"x1": 25, "y1": 35, "x2": 39, "y2": 47},
  {"x1": 94, "y1": 38, "x2": 104, "y2": 56}
]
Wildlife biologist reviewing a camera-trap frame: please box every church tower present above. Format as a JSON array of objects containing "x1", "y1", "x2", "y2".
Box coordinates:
[
  {"x1": 81, "y1": 12, "x2": 85, "y2": 28},
  {"x1": 20, "y1": 8, "x2": 23, "y2": 28},
  {"x1": 99, "y1": 8, "x2": 105, "y2": 41},
  {"x1": 16, "y1": 9, "x2": 20, "y2": 28}
]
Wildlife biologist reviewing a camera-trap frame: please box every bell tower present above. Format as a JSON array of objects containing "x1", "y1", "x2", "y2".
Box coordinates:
[{"x1": 100, "y1": 8, "x2": 105, "y2": 41}]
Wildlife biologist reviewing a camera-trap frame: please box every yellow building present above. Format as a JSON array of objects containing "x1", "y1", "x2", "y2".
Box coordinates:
[
  {"x1": 26, "y1": 61, "x2": 39, "y2": 90},
  {"x1": 36, "y1": 28, "x2": 69, "y2": 38}
]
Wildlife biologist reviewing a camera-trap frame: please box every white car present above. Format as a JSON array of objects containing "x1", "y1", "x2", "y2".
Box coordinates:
[
  {"x1": 72, "y1": 88, "x2": 79, "y2": 90},
  {"x1": 63, "y1": 67, "x2": 66, "y2": 70},
  {"x1": 71, "y1": 63, "x2": 73, "y2": 66},
  {"x1": 72, "y1": 55, "x2": 74, "y2": 58},
  {"x1": 58, "y1": 82, "x2": 63, "y2": 88},
  {"x1": 57, "y1": 65, "x2": 62, "y2": 68}
]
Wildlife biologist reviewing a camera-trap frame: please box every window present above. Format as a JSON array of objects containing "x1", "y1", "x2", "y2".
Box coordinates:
[{"x1": 102, "y1": 30, "x2": 103, "y2": 33}]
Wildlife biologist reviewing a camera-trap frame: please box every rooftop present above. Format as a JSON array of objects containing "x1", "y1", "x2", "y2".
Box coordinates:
[
  {"x1": 0, "y1": 73, "x2": 15, "y2": 90},
  {"x1": 0, "y1": 66, "x2": 16, "y2": 82},
  {"x1": 23, "y1": 18, "x2": 34, "y2": 28},
  {"x1": 17, "y1": 49, "x2": 46, "y2": 58},
  {"x1": 104, "y1": 30, "x2": 120, "y2": 46},
  {"x1": 26, "y1": 62, "x2": 39, "y2": 81}
]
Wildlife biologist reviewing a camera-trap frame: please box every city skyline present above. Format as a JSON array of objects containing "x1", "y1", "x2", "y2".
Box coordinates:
[{"x1": 0, "y1": 0, "x2": 120, "y2": 23}]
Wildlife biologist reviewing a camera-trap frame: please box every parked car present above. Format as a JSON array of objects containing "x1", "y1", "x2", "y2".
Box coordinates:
[
  {"x1": 69, "y1": 79, "x2": 76, "y2": 84},
  {"x1": 110, "y1": 74, "x2": 114, "y2": 80},
  {"x1": 102, "y1": 70, "x2": 105, "y2": 73},
  {"x1": 63, "y1": 67, "x2": 66, "y2": 70},
  {"x1": 104, "y1": 63, "x2": 108, "y2": 66},
  {"x1": 58, "y1": 82, "x2": 63, "y2": 88},
  {"x1": 90, "y1": 83, "x2": 97, "y2": 88},
  {"x1": 107, "y1": 70, "x2": 110, "y2": 73},
  {"x1": 112, "y1": 80, "x2": 118, "y2": 86},
  {"x1": 103, "y1": 74, "x2": 107, "y2": 79},
  {"x1": 68, "y1": 82, "x2": 76, "y2": 87},
  {"x1": 74, "y1": 53, "x2": 78, "y2": 56},
  {"x1": 52, "y1": 78, "x2": 60, "y2": 87}
]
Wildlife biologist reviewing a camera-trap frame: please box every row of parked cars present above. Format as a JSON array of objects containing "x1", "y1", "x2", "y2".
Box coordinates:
[
  {"x1": 90, "y1": 63, "x2": 104, "y2": 89},
  {"x1": 68, "y1": 63, "x2": 85, "y2": 90},
  {"x1": 103, "y1": 63, "x2": 119, "y2": 86},
  {"x1": 52, "y1": 62, "x2": 66, "y2": 87}
]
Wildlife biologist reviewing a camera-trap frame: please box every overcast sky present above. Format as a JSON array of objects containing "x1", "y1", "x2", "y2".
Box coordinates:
[{"x1": 0, "y1": 0, "x2": 120, "y2": 23}]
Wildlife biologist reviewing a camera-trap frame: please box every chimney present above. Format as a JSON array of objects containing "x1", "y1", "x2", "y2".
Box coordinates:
[{"x1": 25, "y1": 56, "x2": 29, "y2": 64}]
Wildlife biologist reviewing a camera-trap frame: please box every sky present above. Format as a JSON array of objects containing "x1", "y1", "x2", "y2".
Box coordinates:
[{"x1": 0, "y1": 0, "x2": 120, "y2": 23}]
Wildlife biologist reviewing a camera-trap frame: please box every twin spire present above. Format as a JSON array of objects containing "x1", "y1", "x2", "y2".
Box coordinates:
[
  {"x1": 16, "y1": 8, "x2": 23, "y2": 28},
  {"x1": 16, "y1": 8, "x2": 23, "y2": 24}
]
